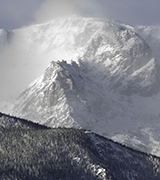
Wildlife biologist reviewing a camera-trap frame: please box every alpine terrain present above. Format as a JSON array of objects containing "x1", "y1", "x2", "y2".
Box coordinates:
[{"x1": 1, "y1": 16, "x2": 160, "y2": 157}]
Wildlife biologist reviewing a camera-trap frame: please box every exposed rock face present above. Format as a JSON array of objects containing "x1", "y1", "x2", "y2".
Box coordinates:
[{"x1": 1, "y1": 112, "x2": 160, "y2": 180}]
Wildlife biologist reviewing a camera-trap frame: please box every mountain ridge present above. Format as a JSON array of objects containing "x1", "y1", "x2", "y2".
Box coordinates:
[{"x1": 1, "y1": 111, "x2": 160, "y2": 179}]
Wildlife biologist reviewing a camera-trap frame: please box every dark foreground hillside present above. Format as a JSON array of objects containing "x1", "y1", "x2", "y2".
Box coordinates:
[{"x1": 0, "y1": 112, "x2": 160, "y2": 180}]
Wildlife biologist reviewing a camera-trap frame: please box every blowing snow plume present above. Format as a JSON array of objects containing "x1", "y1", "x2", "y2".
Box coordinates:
[
  {"x1": 35, "y1": 0, "x2": 82, "y2": 23},
  {"x1": 35, "y1": 0, "x2": 110, "y2": 23},
  {"x1": 35, "y1": 0, "x2": 160, "y2": 25},
  {"x1": 0, "y1": 0, "x2": 160, "y2": 30}
]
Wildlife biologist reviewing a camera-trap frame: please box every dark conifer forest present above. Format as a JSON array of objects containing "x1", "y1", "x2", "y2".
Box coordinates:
[{"x1": 0, "y1": 112, "x2": 160, "y2": 179}]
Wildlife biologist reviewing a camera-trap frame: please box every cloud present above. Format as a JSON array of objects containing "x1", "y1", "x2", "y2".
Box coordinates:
[
  {"x1": 96, "y1": 0, "x2": 160, "y2": 25},
  {"x1": 35, "y1": 0, "x2": 107, "y2": 23},
  {"x1": 70, "y1": 0, "x2": 160, "y2": 25},
  {"x1": 35, "y1": 0, "x2": 160, "y2": 26},
  {"x1": 0, "y1": 0, "x2": 160, "y2": 29},
  {"x1": 35, "y1": 0, "x2": 82, "y2": 23},
  {"x1": 0, "y1": 0, "x2": 44, "y2": 29}
]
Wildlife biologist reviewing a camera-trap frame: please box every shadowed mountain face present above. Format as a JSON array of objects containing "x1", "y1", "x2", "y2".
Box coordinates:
[{"x1": 1, "y1": 112, "x2": 160, "y2": 180}]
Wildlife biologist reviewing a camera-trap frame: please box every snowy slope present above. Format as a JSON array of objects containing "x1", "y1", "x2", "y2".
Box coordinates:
[
  {"x1": 136, "y1": 25, "x2": 160, "y2": 64},
  {"x1": 2, "y1": 16, "x2": 160, "y2": 156}
]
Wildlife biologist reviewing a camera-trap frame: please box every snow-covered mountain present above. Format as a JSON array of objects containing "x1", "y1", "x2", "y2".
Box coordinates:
[
  {"x1": 10, "y1": 16, "x2": 160, "y2": 157},
  {"x1": 0, "y1": 16, "x2": 159, "y2": 99},
  {"x1": 1, "y1": 15, "x2": 160, "y2": 156},
  {"x1": 1, "y1": 112, "x2": 160, "y2": 180}
]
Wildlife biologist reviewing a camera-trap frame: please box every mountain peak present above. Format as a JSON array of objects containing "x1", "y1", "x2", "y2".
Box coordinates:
[
  {"x1": 8, "y1": 16, "x2": 160, "y2": 157},
  {"x1": 1, "y1": 15, "x2": 158, "y2": 98}
]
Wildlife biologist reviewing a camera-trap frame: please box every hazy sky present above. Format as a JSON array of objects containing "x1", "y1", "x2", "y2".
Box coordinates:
[{"x1": 0, "y1": 0, "x2": 160, "y2": 29}]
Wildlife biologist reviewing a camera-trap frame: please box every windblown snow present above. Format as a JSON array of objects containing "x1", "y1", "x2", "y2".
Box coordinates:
[{"x1": 1, "y1": 16, "x2": 160, "y2": 156}]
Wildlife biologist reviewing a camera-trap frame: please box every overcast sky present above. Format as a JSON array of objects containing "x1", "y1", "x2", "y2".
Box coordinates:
[{"x1": 0, "y1": 0, "x2": 160, "y2": 29}]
